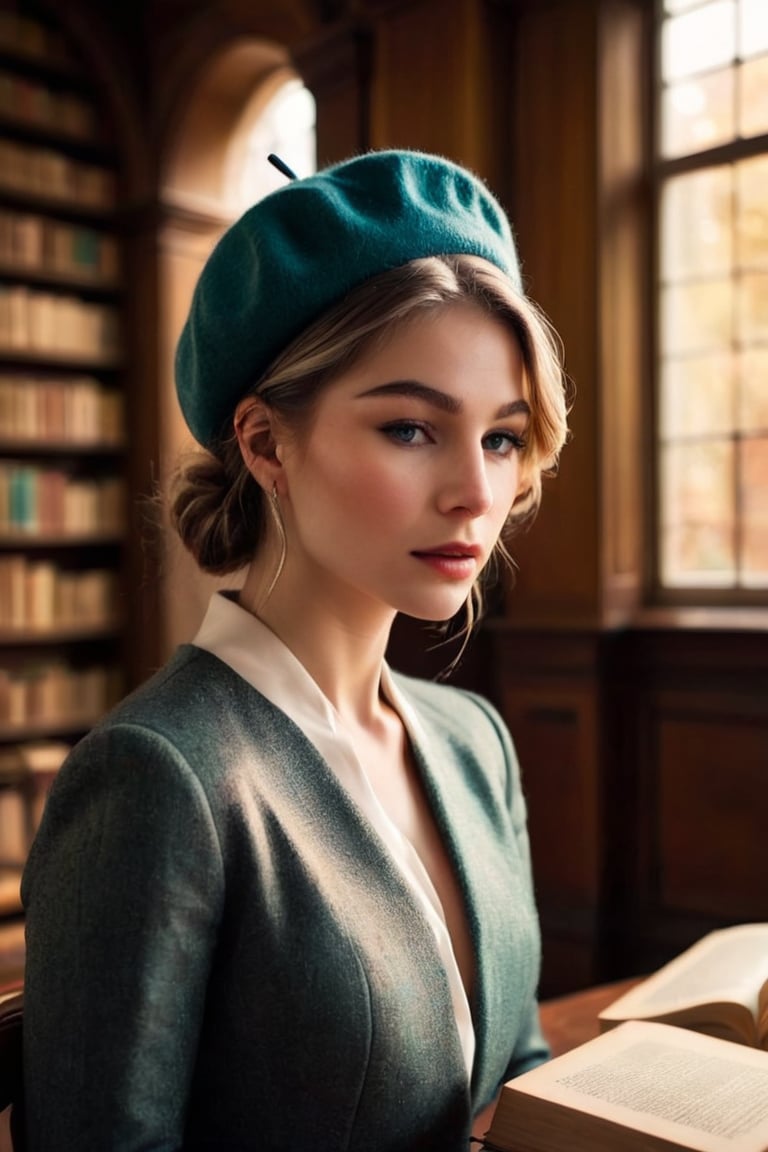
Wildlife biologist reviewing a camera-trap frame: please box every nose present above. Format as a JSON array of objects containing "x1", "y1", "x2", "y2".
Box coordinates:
[{"x1": 436, "y1": 445, "x2": 494, "y2": 517}]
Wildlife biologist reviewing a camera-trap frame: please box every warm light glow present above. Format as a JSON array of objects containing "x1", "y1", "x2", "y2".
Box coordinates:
[
  {"x1": 236, "y1": 80, "x2": 316, "y2": 210},
  {"x1": 741, "y1": 0, "x2": 768, "y2": 58},
  {"x1": 669, "y1": 81, "x2": 706, "y2": 115},
  {"x1": 664, "y1": 0, "x2": 705, "y2": 12},
  {"x1": 693, "y1": 116, "x2": 720, "y2": 144},
  {"x1": 658, "y1": 0, "x2": 768, "y2": 588},
  {"x1": 662, "y1": 1, "x2": 735, "y2": 82}
]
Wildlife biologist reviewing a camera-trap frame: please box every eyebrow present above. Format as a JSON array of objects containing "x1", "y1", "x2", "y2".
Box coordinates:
[{"x1": 356, "y1": 380, "x2": 531, "y2": 419}]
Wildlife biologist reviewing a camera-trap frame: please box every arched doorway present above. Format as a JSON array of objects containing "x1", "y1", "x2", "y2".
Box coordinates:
[{"x1": 157, "y1": 39, "x2": 316, "y2": 658}]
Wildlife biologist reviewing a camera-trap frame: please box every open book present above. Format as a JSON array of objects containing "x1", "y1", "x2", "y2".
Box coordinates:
[
  {"x1": 483, "y1": 1019, "x2": 768, "y2": 1152},
  {"x1": 598, "y1": 923, "x2": 768, "y2": 1049}
]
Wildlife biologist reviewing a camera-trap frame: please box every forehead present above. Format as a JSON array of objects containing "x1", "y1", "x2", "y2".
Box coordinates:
[{"x1": 324, "y1": 302, "x2": 526, "y2": 403}]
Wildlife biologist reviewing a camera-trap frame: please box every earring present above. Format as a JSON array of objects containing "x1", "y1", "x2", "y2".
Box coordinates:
[{"x1": 262, "y1": 482, "x2": 286, "y2": 604}]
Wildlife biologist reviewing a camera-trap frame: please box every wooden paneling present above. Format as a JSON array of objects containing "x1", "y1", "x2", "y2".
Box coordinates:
[
  {"x1": 502, "y1": 685, "x2": 601, "y2": 997},
  {"x1": 367, "y1": 0, "x2": 514, "y2": 188},
  {"x1": 371, "y1": 0, "x2": 481, "y2": 156},
  {"x1": 504, "y1": 0, "x2": 651, "y2": 630},
  {"x1": 491, "y1": 618, "x2": 768, "y2": 994},
  {"x1": 489, "y1": 626, "x2": 605, "y2": 994},
  {"x1": 504, "y1": 0, "x2": 601, "y2": 627},
  {"x1": 503, "y1": 690, "x2": 598, "y2": 905},
  {"x1": 294, "y1": 20, "x2": 372, "y2": 164},
  {"x1": 598, "y1": 628, "x2": 768, "y2": 978},
  {"x1": 597, "y1": 0, "x2": 650, "y2": 622},
  {"x1": 657, "y1": 711, "x2": 768, "y2": 919}
]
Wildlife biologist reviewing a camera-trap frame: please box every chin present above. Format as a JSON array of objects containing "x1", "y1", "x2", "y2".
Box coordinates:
[{"x1": 397, "y1": 596, "x2": 469, "y2": 625}]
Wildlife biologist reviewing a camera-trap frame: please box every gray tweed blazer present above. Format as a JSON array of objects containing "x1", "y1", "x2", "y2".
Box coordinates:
[{"x1": 21, "y1": 645, "x2": 548, "y2": 1151}]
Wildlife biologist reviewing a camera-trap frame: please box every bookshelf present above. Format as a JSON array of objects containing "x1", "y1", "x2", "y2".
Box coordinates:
[{"x1": 0, "y1": 2, "x2": 126, "y2": 915}]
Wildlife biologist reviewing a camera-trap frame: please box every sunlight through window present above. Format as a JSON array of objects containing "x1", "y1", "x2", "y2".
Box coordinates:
[
  {"x1": 657, "y1": 0, "x2": 768, "y2": 591},
  {"x1": 236, "y1": 79, "x2": 316, "y2": 209}
]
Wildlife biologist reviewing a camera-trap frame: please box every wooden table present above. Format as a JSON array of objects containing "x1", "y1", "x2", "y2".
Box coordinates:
[{"x1": 538, "y1": 977, "x2": 640, "y2": 1057}]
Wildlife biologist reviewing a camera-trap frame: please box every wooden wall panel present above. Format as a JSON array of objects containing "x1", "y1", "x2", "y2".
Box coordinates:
[
  {"x1": 502, "y1": 0, "x2": 650, "y2": 630},
  {"x1": 504, "y1": 0, "x2": 601, "y2": 627},
  {"x1": 492, "y1": 619, "x2": 768, "y2": 994},
  {"x1": 657, "y1": 713, "x2": 768, "y2": 919},
  {"x1": 294, "y1": 21, "x2": 372, "y2": 165},
  {"x1": 490, "y1": 627, "x2": 604, "y2": 994},
  {"x1": 597, "y1": 0, "x2": 649, "y2": 622},
  {"x1": 366, "y1": 0, "x2": 514, "y2": 191},
  {"x1": 370, "y1": 0, "x2": 482, "y2": 156},
  {"x1": 502, "y1": 690, "x2": 599, "y2": 905},
  {"x1": 599, "y1": 631, "x2": 768, "y2": 979},
  {"x1": 501, "y1": 686, "x2": 601, "y2": 996}
]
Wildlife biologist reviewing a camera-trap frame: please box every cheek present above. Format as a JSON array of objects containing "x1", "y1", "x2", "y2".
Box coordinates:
[
  {"x1": 301, "y1": 449, "x2": 419, "y2": 524},
  {"x1": 490, "y1": 459, "x2": 522, "y2": 509}
]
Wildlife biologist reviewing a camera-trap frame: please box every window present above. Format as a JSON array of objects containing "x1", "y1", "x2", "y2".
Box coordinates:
[
  {"x1": 656, "y1": 0, "x2": 768, "y2": 592},
  {"x1": 235, "y1": 78, "x2": 316, "y2": 211}
]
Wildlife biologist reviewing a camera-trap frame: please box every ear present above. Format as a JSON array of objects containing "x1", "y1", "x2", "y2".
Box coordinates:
[{"x1": 234, "y1": 396, "x2": 283, "y2": 492}]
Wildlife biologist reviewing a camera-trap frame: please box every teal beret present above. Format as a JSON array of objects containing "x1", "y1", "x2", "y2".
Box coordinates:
[{"x1": 175, "y1": 149, "x2": 521, "y2": 447}]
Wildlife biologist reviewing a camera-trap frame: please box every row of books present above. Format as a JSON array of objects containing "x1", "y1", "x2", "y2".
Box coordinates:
[
  {"x1": 0, "y1": 285, "x2": 121, "y2": 357},
  {"x1": 0, "y1": 373, "x2": 124, "y2": 444},
  {"x1": 0, "y1": 209, "x2": 120, "y2": 282},
  {"x1": 0, "y1": 783, "x2": 40, "y2": 864},
  {"x1": 0, "y1": 556, "x2": 118, "y2": 631},
  {"x1": 0, "y1": 463, "x2": 125, "y2": 535},
  {"x1": 0, "y1": 659, "x2": 121, "y2": 728},
  {"x1": 0, "y1": 68, "x2": 96, "y2": 140},
  {"x1": 0, "y1": 140, "x2": 116, "y2": 208},
  {"x1": 0, "y1": 11, "x2": 73, "y2": 69},
  {"x1": 0, "y1": 740, "x2": 70, "y2": 865}
]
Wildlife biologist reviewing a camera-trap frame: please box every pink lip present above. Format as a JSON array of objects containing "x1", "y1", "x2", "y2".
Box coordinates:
[
  {"x1": 411, "y1": 543, "x2": 483, "y2": 580},
  {"x1": 412, "y1": 542, "x2": 483, "y2": 559}
]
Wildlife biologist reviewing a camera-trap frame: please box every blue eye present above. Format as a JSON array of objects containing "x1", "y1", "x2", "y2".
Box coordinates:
[
  {"x1": 484, "y1": 430, "x2": 527, "y2": 456},
  {"x1": 382, "y1": 422, "x2": 429, "y2": 445}
]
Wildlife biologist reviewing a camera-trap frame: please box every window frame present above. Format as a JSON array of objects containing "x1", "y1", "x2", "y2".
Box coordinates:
[{"x1": 650, "y1": 0, "x2": 768, "y2": 606}]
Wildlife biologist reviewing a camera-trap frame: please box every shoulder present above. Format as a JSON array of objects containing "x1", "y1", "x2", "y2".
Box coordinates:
[
  {"x1": 109, "y1": 644, "x2": 252, "y2": 723},
  {"x1": 93, "y1": 644, "x2": 293, "y2": 747},
  {"x1": 56, "y1": 645, "x2": 309, "y2": 804}
]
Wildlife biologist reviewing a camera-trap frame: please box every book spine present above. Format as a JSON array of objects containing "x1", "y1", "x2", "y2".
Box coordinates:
[
  {"x1": 0, "y1": 659, "x2": 121, "y2": 728},
  {"x1": 0, "y1": 462, "x2": 125, "y2": 536},
  {"x1": 0, "y1": 557, "x2": 116, "y2": 630},
  {"x1": 0, "y1": 141, "x2": 114, "y2": 209},
  {"x1": 0, "y1": 374, "x2": 124, "y2": 444}
]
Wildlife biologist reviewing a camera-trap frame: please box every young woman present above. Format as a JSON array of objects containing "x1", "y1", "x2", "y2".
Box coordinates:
[{"x1": 21, "y1": 149, "x2": 569, "y2": 1151}]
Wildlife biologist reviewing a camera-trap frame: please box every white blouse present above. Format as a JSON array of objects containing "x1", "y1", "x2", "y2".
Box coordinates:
[{"x1": 192, "y1": 591, "x2": 476, "y2": 1078}]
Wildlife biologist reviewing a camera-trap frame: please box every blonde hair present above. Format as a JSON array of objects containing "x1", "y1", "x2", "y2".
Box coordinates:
[{"x1": 170, "y1": 255, "x2": 570, "y2": 635}]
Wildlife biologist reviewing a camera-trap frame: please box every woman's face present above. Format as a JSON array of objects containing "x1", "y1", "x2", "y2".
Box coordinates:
[{"x1": 275, "y1": 301, "x2": 529, "y2": 627}]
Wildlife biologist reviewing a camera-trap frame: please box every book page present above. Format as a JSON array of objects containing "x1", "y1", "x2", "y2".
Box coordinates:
[
  {"x1": 600, "y1": 925, "x2": 768, "y2": 1023},
  {"x1": 757, "y1": 984, "x2": 768, "y2": 1048},
  {"x1": 509, "y1": 1021, "x2": 768, "y2": 1152}
]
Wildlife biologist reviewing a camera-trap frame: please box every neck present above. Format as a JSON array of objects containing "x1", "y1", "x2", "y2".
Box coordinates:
[{"x1": 238, "y1": 561, "x2": 397, "y2": 727}]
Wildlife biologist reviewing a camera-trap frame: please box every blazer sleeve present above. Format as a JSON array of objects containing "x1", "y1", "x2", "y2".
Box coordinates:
[
  {"x1": 21, "y1": 721, "x2": 226, "y2": 1152},
  {"x1": 473, "y1": 693, "x2": 551, "y2": 1082}
]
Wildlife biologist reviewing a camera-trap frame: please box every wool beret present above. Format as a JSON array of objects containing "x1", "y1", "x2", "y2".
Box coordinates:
[{"x1": 175, "y1": 148, "x2": 521, "y2": 447}]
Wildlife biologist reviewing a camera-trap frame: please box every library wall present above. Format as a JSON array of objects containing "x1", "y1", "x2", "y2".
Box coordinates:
[{"x1": 0, "y1": 0, "x2": 134, "y2": 924}]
